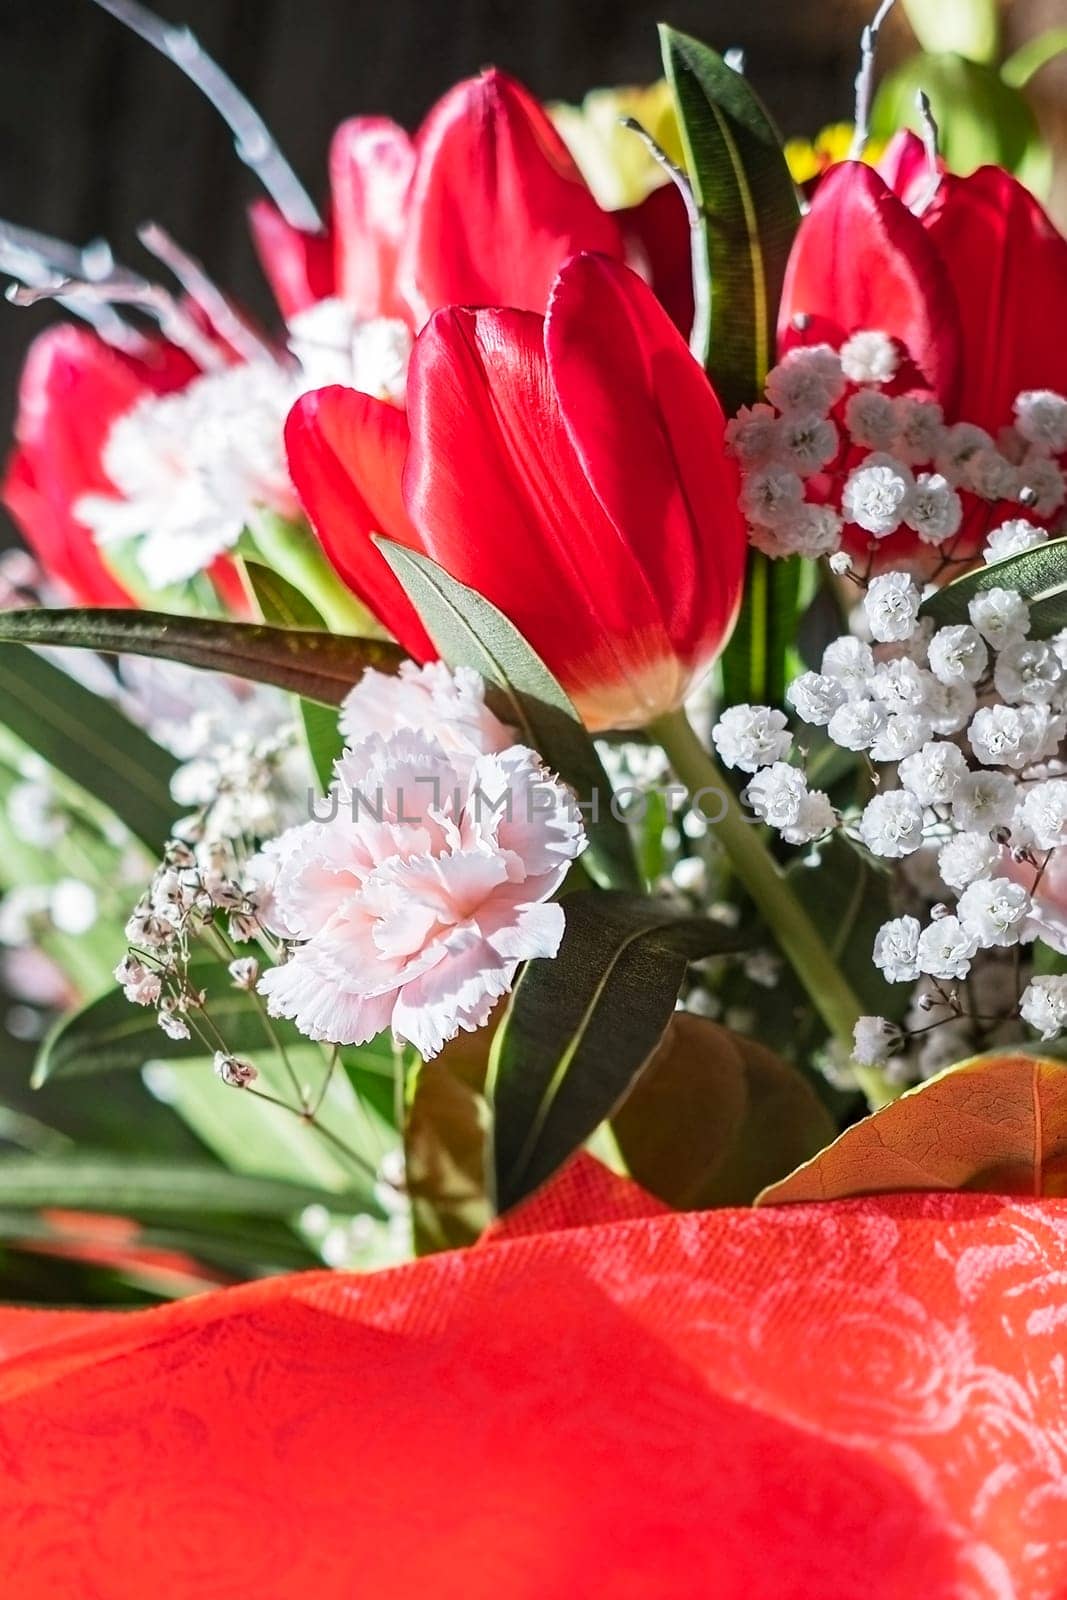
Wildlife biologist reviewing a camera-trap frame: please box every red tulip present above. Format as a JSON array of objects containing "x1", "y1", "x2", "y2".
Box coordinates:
[
  {"x1": 1, "y1": 326, "x2": 194, "y2": 606},
  {"x1": 779, "y1": 158, "x2": 1067, "y2": 435},
  {"x1": 248, "y1": 199, "x2": 336, "y2": 320},
  {"x1": 287, "y1": 253, "x2": 746, "y2": 731}
]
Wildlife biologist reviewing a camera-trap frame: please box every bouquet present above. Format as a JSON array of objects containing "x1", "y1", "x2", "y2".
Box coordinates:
[{"x1": 0, "y1": 0, "x2": 1066, "y2": 1590}]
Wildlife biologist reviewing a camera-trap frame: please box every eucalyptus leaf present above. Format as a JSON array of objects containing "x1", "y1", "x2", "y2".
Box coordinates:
[
  {"x1": 0, "y1": 608, "x2": 406, "y2": 707},
  {"x1": 244, "y1": 561, "x2": 345, "y2": 791},
  {"x1": 919, "y1": 536, "x2": 1067, "y2": 636},
  {"x1": 487, "y1": 890, "x2": 747, "y2": 1212},
  {"x1": 376, "y1": 539, "x2": 641, "y2": 892},
  {"x1": 0, "y1": 642, "x2": 176, "y2": 853},
  {"x1": 660, "y1": 25, "x2": 800, "y2": 410}
]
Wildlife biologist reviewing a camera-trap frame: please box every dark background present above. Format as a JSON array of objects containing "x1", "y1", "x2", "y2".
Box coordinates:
[{"x1": 0, "y1": 0, "x2": 1063, "y2": 483}]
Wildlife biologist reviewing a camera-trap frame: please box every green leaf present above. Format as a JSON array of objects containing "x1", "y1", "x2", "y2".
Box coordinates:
[
  {"x1": 487, "y1": 890, "x2": 747, "y2": 1212},
  {"x1": 0, "y1": 608, "x2": 406, "y2": 708},
  {"x1": 35, "y1": 958, "x2": 305, "y2": 1085},
  {"x1": 613, "y1": 1014, "x2": 836, "y2": 1208},
  {"x1": 0, "y1": 642, "x2": 177, "y2": 853},
  {"x1": 243, "y1": 562, "x2": 345, "y2": 791},
  {"x1": 0, "y1": 1156, "x2": 365, "y2": 1218},
  {"x1": 919, "y1": 535, "x2": 1067, "y2": 636},
  {"x1": 901, "y1": 0, "x2": 998, "y2": 63},
  {"x1": 719, "y1": 552, "x2": 817, "y2": 707},
  {"x1": 1002, "y1": 27, "x2": 1067, "y2": 89},
  {"x1": 660, "y1": 25, "x2": 800, "y2": 410},
  {"x1": 375, "y1": 539, "x2": 641, "y2": 893},
  {"x1": 787, "y1": 835, "x2": 910, "y2": 1025}
]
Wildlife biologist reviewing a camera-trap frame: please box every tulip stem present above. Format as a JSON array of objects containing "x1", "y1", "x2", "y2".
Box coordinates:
[
  {"x1": 245, "y1": 510, "x2": 385, "y2": 637},
  {"x1": 651, "y1": 708, "x2": 890, "y2": 1107}
]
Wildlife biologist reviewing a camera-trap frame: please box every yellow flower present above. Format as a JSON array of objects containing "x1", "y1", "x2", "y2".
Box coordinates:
[
  {"x1": 785, "y1": 123, "x2": 888, "y2": 185},
  {"x1": 549, "y1": 82, "x2": 684, "y2": 211}
]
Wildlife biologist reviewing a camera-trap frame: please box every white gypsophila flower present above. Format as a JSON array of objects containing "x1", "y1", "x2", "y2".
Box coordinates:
[
  {"x1": 725, "y1": 403, "x2": 781, "y2": 467},
  {"x1": 842, "y1": 454, "x2": 914, "y2": 537},
  {"x1": 993, "y1": 640, "x2": 1062, "y2": 705},
  {"x1": 891, "y1": 396, "x2": 946, "y2": 465},
  {"x1": 776, "y1": 414, "x2": 839, "y2": 475},
  {"x1": 852, "y1": 1014, "x2": 899, "y2": 1066},
  {"x1": 1020, "y1": 975, "x2": 1067, "y2": 1040},
  {"x1": 927, "y1": 625, "x2": 988, "y2": 687},
  {"x1": 917, "y1": 916, "x2": 978, "y2": 981},
  {"x1": 671, "y1": 857, "x2": 707, "y2": 895},
  {"x1": 859, "y1": 790, "x2": 925, "y2": 858},
  {"x1": 904, "y1": 473, "x2": 963, "y2": 544},
  {"x1": 864, "y1": 571, "x2": 921, "y2": 643},
  {"x1": 964, "y1": 448, "x2": 1018, "y2": 502},
  {"x1": 748, "y1": 502, "x2": 842, "y2": 560},
  {"x1": 968, "y1": 704, "x2": 1039, "y2": 769},
  {"x1": 968, "y1": 587, "x2": 1031, "y2": 649},
  {"x1": 926, "y1": 678, "x2": 977, "y2": 736},
  {"x1": 951, "y1": 771, "x2": 1018, "y2": 831},
  {"x1": 821, "y1": 635, "x2": 874, "y2": 692},
  {"x1": 214, "y1": 1052, "x2": 259, "y2": 1089},
  {"x1": 1018, "y1": 779, "x2": 1067, "y2": 850},
  {"x1": 1017, "y1": 454, "x2": 1065, "y2": 519},
  {"x1": 957, "y1": 877, "x2": 1032, "y2": 948},
  {"x1": 764, "y1": 344, "x2": 845, "y2": 416},
  {"x1": 781, "y1": 788, "x2": 836, "y2": 845},
  {"x1": 828, "y1": 697, "x2": 887, "y2": 751},
  {"x1": 983, "y1": 519, "x2": 1049, "y2": 565},
  {"x1": 1014, "y1": 390, "x2": 1067, "y2": 455},
  {"x1": 843, "y1": 390, "x2": 898, "y2": 452},
  {"x1": 289, "y1": 298, "x2": 412, "y2": 403},
  {"x1": 898, "y1": 740, "x2": 969, "y2": 806},
  {"x1": 870, "y1": 712, "x2": 929, "y2": 763},
  {"x1": 868, "y1": 657, "x2": 933, "y2": 715},
  {"x1": 157, "y1": 1009, "x2": 191, "y2": 1042},
  {"x1": 50, "y1": 879, "x2": 98, "y2": 936},
  {"x1": 938, "y1": 830, "x2": 1001, "y2": 891},
  {"x1": 76, "y1": 362, "x2": 301, "y2": 588},
  {"x1": 828, "y1": 551, "x2": 852, "y2": 576},
  {"x1": 114, "y1": 954, "x2": 162, "y2": 1007},
  {"x1": 742, "y1": 762, "x2": 808, "y2": 829},
  {"x1": 873, "y1": 915, "x2": 922, "y2": 984},
  {"x1": 935, "y1": 422, "x2": 994, "y2": 485},
  {"x1": 739, "y1": 466, "x2": 804, "y2": 529},
  {"x1": 786, "y1": 671, "x2": 847, "y2": 726},
  {"x1": 711, "y1": 704, "x2": 792, "y2": 773},
  {"x1": 840, "y1": 329, "x2": 899, "y2": 386}
]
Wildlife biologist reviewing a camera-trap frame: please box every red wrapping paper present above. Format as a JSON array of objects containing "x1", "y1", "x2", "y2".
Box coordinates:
[{"x1": 1, "y1": 1163, "x2": 1066, "y2": 1598}]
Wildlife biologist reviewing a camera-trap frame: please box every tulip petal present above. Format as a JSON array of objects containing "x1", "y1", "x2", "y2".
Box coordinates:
[
  {"x1": 620, "y1": 183, "x2": 695, "y2": 339},
  {"x1": 779, "y1": 163, "x2": 962, "y2": 411},
  {"x1": 922, "y1": 167, "x2": 1067, "y2": 435},
  {"x1": 397, "y1": 69, "x2": 626, "y2": 325},
  {"x1": 329, "y1": 117, "x2": 416, "y2": 321},
  {"x1": 248, "y1": 200, "x2": 335, "y2": 319},
  {"x1": 547, "y1": 253, "x2": 745, "y2": 668},
  {"x1": 285, "y1": 387, "x2": 433, "y2": 658},
  {"x1": 404, "y1": 302, "x2": 686, "y2": 728}
]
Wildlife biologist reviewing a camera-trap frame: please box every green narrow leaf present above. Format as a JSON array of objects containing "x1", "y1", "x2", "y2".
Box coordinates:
[
  {"x1": 919, "y1": 535, "x2": 1067, "y2": 636},
  {"x1": 0, "y1": 608, "x2": 407, "y2": 707},
  {"x1": 375, "y1": 539, "x2": 642, "y2": 893},
  {"x1": 243, "y1": 562, "x2": 345, "y2": 791},
  {"x1": 0, "y1": 642, "x2": 177, "y2": 853},
  {"x1": 1002, "y1": 27, "x2": 1067, "y2": 89},
  {"x1": 660, "y1": 24, "x2": 800, "y2": 410},
  {"x1": 487, "y1": 891, "x2": 747, "y2": 1212},
  {"x1": 719, "y1": 553, "x2": 816, "y2": 707},
  {"x1": 0, "y1": 1156, "x2": 367, "y2": 1218}
]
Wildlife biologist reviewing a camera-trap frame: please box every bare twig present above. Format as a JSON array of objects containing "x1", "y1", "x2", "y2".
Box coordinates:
[
  {"x1": 849, "y1": 0, "x2": 898, "y2": 161},
  {"x1": 88, "y1": 0, "x2": 322, "y2": 231},
  {"x1": 137, "y1": 223, "x2": 276, "y2": 364},
  {"x1": 7, "y1": 274, "x2": 225, "y2": 371},
  {"x1": 0, "y1": 219, "x2": 141, "y2": 348},
  {"x1": 911, "y1": 90, "x2": 943, "y2": 214}
]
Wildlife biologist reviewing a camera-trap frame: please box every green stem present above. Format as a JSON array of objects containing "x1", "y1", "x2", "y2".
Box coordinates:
[
  {"x1": 245, "y1": 510, "x2": 385, "y2": 637},
  {"x1": 651, "y1": 708, "x2": 891, "y2": 1108}
]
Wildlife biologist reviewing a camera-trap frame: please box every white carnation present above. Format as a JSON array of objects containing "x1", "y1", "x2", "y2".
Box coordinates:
[
  {"x1": 891, "y1": 397, "x2": 945, "y2": 465},
  {"x1": 821, "y1": 636, "x2": 874, "y2": 691},
  {"x1": 780, "y1": 789, "x2": 836, "y2": 845},
  {"x1": 852, "y1": 1014, "x2": 899, "y2": 1066},
  {"x1": 740, "y1": 467, "x2": 804, "y2": 528},
  {"x1": 725, "y1": 403, "x2": 780, "y2": 467},
  {"x1": 869, "y1": 712, "x2": 929, "y2": 763},
  {"x1": 827, "y1": 697, "x2": 887, "y2": 751},
  {"x1": 776, "y1": 413, "x2": 839, "y2": 475},
  {"x1": 968, "y1": 704, "x2": 1038, "y2": 769}
]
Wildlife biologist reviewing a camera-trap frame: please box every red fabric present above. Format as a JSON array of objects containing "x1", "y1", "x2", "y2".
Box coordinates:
[
  {"x1": 396, "y1": 69, "x2": 626, "y2": 325},
  {"x1": 247, "y1": 201, "x2": 336, "y2": 319},
  {"x1": 2, "y1": 1183, "x2": 1067, "y2": 1596},
  {"x1": 289, "y1": 253, "x2": 746, "y2": 731}
]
